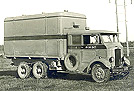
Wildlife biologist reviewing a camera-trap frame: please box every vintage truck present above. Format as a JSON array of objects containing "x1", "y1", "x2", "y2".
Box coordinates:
[{"x1": 4, "y1": 11, "x2": 132, "y2": 82}]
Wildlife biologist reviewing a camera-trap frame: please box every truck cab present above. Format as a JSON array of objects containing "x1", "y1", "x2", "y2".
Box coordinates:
[{"x1": 64, "y1": 30, "x2": 131, "y2": 82}]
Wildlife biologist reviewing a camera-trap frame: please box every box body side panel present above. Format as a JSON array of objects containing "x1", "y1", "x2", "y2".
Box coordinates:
[
  {"x1": 4, "y1": 18, "x2": 46, "y2": 37},
  {"x1": 4, "y1": 39, "x2": 66, "y2": 58},
  {"x1": 62, "y1": 17, "x2": 86, "y2": 30},
  {"x1": 4, "y1": 14, "x2": 86, "y2": 58},
  {"x1": 46, "y1": 18, "x2": 59, "y2": 35}
]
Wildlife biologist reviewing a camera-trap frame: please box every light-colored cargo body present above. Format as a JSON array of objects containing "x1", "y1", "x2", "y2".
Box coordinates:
[
  {"x1": 4, "y1": 11, "x2": 132, "y2": 82},
  {"x1": 4, "y1": 39, "x2": 66, "y2": 58},
  {"x1": 4, "y1": 12, "x2": 86, "y2": 37},
  {"x1": 4, "y1": 12, "x2": 86, "y2": 58}
]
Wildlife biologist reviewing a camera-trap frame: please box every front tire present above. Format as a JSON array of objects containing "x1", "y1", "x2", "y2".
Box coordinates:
[
  {"x1": 32, "y1": 61, "x2": 48, "y2": 79},
  {"x1": 91, "y1": 64, "x2": 110, "y2": 83},
  {"x1": 17, "y1": 62, "x2": 31, "y2": 78}
]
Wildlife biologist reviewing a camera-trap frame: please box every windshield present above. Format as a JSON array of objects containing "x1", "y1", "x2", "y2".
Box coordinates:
[{"x1": 101, "y1": 34, "x2": 119, "y2": 43}]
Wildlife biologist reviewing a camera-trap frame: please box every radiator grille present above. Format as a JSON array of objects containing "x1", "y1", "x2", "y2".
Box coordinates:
[{"x1": 115, "y1": 49, "x2": 121, "y2": 66}]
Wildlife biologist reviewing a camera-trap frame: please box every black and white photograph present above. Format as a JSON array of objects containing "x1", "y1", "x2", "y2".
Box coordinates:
[{"x1": 0, "y1": 0, "x2": 134, "y2": 91}]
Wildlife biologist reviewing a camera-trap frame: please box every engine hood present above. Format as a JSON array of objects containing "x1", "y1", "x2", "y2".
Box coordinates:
[{"x1": 104, "y1": 42, "x2": 123, "y2": 50}]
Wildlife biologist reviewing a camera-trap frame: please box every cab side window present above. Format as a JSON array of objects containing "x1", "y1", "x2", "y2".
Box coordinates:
[
  {"x1": 72, "y1": 35, "x2": 81, "y2": 45},
  {"x1": 83, "y1": 35, "x2": 102, "y2": 44},
  {"x1": 90, "y1": 35, "x2": 97, "y2": 44},
  {"x1": 83, "y1": 35, "x2": 90, "y2": 44}
]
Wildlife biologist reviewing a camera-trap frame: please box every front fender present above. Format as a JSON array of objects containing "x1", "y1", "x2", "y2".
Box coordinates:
[
  {"x1": 124, "y1": 57, "x2": 130, "y2": 65},
  {"x1": 88, "y1": 58, "x2": 111, "y2": 69}
]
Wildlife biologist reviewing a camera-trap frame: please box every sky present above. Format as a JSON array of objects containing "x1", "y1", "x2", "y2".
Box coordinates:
[{"x1": 0, "y1": 0, "x2": 134, "y2": 45}]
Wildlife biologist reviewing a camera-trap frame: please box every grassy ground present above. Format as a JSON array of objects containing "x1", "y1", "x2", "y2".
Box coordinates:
[{"x1": 0, "y1": 55, "x2": 134, "y2": 91}]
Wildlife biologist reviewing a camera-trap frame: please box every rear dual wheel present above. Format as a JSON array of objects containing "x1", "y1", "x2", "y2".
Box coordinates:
[
  {"x1": 17, "y1": 62, "x2": 31, "y2": 79},
  {"x1": 32, "y1": 61, "x2": 48, "y2": 78},
  {"x1": 17, "y1": 61, "x2": 48, "y2": 79}
]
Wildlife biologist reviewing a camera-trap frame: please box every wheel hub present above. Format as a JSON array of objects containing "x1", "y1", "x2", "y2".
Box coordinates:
[
  {"x1": 36, "y1": 66, "x2": 42, "y2": 74},
  {"x1": 21, "y1": 66, "x2": 26, "y2": 74},
  {"x1": 95, "y1": 68, "x2": 105, "y2": 79}
]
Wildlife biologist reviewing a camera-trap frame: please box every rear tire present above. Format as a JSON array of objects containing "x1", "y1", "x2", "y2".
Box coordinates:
[
  {"x1": 17, "y1": 62, "x2": 31, "y2": 79},
  {"x1": 91, "y1": 64, "x2": 110, "y2": 83},
  {"x1": 32, "y1": 61, "x2": 48, "y2": 79}
]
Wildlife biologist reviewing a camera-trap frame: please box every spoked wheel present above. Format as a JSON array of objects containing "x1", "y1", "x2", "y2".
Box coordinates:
[
  {"x1": 17, "y1": 62, "x2": 31, "y2": 78},
  {"x1": 91, "y1": 64, "x2": 110, "y2": 83},
  {"x1": 32, "y1": 61, "x2": 48, "y2": 79}
]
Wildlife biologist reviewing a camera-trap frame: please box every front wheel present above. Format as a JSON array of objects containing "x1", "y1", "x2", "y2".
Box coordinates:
[{"x1": 91, "y1": 64, "x2": 110, "y2": 83}]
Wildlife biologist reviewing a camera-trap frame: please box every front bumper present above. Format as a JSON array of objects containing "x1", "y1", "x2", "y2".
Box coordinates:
[
  {"x1": 111, "y1": 65, "x2": 133, "y2": 73},
  {"x1": 110, "y1": 65, "x2": 133, "y2": 80}
]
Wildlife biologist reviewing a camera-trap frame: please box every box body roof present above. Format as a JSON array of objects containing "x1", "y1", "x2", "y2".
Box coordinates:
[{"x1": 4, "y1": 12, "x2": 86, "y2": 22}]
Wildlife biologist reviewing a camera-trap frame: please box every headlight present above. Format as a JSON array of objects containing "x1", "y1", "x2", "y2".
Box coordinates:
[
  {"x1": 109, "y1": 57, "x2": 114, "y2": 63},
  {"x1": 122, "y1": 56, "x2": 126, "y2": 62}
]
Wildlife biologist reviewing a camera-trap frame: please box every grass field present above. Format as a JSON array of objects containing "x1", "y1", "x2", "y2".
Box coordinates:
[{"x1": 0, "y1": 51, "x2": 134, "y2": 91}]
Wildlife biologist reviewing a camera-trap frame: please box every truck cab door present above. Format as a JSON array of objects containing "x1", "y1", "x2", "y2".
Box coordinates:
[{"x1": 82, "y1": 34, "x2": 101, "y2": 63}]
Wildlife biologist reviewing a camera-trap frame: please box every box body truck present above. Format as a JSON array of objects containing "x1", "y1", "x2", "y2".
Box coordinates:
[{"x1": 4, "y1": 11, "x2": 132, "y2": 82}]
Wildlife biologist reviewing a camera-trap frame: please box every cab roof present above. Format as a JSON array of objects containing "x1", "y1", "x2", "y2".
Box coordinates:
[{"x1": 66, "y1": 30, "x2": 119, "y2": 35}]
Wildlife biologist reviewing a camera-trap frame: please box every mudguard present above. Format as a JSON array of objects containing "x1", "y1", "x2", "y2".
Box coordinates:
[
  {"x1": 124, "y1": 57, "x2": 130, "y2": 65},
  {"x1": 88, "y1": 58, "x2": 111, "y2": 70}
]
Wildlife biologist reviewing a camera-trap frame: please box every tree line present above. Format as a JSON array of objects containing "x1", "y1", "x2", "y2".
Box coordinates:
[{"x1": 121, "y1": 41, "x2": 134, "y2": 47}]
